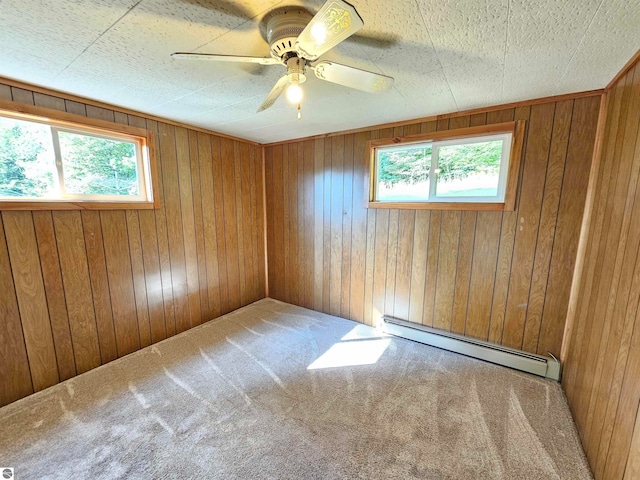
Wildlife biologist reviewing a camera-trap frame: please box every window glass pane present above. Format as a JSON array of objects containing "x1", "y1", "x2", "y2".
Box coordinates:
[
  {"x1": 377, "y1": 144, "x2": 431, "y2": 202},
  {"x1": 435, "y1": 140, "x2": 503, "y2": 198},
  {"x1": 58, "y1": 131, "x2": 139, "y2": 196},
  {"x1": 0, "y1": 117, "x2": 56, "y2": 198}
]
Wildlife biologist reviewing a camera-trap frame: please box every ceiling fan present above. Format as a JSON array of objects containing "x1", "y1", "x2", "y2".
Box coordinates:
[{"x1": 171, "y1": 0, "x2": 394, "y2": 118}]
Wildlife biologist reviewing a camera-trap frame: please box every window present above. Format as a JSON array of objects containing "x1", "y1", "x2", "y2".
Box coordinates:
[
  {"x1": 368, "y1": 122, "x2": 525, "y2": 211},
  {"x1": 0, "y1": 102, "x2": 157, "y2": 209}
]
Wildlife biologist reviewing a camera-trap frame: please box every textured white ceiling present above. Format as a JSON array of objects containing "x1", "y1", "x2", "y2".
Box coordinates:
[{"x1": 0, "y1": 0, "x2": 638, "y2": 143}]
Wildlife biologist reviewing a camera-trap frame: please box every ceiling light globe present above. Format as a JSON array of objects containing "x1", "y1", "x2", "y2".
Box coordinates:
[{"x1": 286, "y1": 84, "x2": 303, "y2": 104}]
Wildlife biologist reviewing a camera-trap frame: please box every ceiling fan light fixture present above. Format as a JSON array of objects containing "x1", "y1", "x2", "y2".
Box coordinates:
[
  {"x1": 286, "y1": 82, "x2": 303, "y2": 104},
  {"x1": 295, "y1": 0, "x2": 364, "y2": 60},
  {"x1": 173, "y1": 0, "x2": 393, "y2": 116},
  {"x1": 310, "y1": 23, "x2": 327, "y2": 44}
]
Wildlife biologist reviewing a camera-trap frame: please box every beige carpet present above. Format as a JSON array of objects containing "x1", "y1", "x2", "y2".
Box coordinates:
[{"x1": 0, "y1": 299, "x2": 591, "y2": 479}]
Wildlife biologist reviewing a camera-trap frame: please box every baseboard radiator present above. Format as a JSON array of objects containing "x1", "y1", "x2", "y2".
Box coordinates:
[{"x1": 380, "y1": 316, "x2": 561, "y2": 381}]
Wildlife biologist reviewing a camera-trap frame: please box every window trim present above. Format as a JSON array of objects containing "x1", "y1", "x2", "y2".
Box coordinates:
[
  {"x1": 0, "y1": 99, "x2": 159, "y2": 210},
  {"x1": 366, "y1": 121, "x2": 526, "y2": 211}
]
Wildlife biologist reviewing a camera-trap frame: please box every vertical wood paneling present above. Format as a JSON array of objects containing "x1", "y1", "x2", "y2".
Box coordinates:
[
  {"x1": 521, "y1": 100, "x2": 574, "y2": 352},
  {"x1": 0, "y1": 82, "x2": 265, "y2": 407},
  {"x1": 341, "y1": 135, "x2": 354, "y2": 318},
  {"x1": 394, "y1": 210, "x2": 414, "y2": 321},
  {"x1": 265, "y1": 146, "x2": 276, "y2": 301},
  {"x1": 190, "y1": 131, "x2": 209, "y2": 319},
  {"x1": 160, "y1": 123, "x2": 190, "y2": 333},
  {"x1": 52, "y1": 211, "x2": 101, "y2": 373},
  {"x1": 626, "y1": 408, "x2": 640, "y2": 479},
  {"x1": 0, "y1": 215, "x2": 33, "y2": 404},
  {"x1": 423, "y1": 211, "x2": 441, "y2": 327},
  {"x1": 408, "y1": 211, "x2": 429, "y2": 324},
  {"x1": 313, "y1": 139, "x2": 324, "y2": 311},
  {"x1": 488, "y1": 108, "x2": 520, "y2": 344},
  {"x1": 81, "y1": 211, "x2": 118, "y2": 362},
  {"x1": 137, "y1": 200, "x2": 166, "y2": 344},
  {"x1": 265, "y1": 96, "x2": 599, "y2": 357},
  {"x1": 322, "y1": 138, "x2": 332, "y2": 313},
  {"x1": 0, "y1": 84, "x2": 12, "y2": 100},
  {"x1": 211, "y1": 136, "x2": 230, "y2": 314},
  {"x1": 349, "y1": 132, "x2": 368, "y2": 322},
  {"x1": 434, "y1": 211, "x2": 460, "y2": 330},
  {"x1": 3, "y1": 211, "x2": 59, "y2": 391},
  {"x1": 287, "y1": 143, "x2": 299, "y2": 306},
  {"x1": 251, "y1": 145, "x2": 263, "y2": 301},
  {"x1": 538, "y1": 95, "x2": 600, "y2": 356},
  {"x1": 282, "y1": 144, "x2": 290, "y2": 303},
  {"x1": 32, "y1": 211, "x2": 76, "y2": 381},
  {"x1": 363, "y1": 209, "x2": 377, "y2": 326},
  {"x1": 384, "y1": 208, "x2": 399, "y2": 317},
  {"x1": 101, "y1": 211, "x2": 140, "y2": 356},
  {"x1": 234, "y1": 142, "x2": 247, "y2": 306},
  {"x1": 176, "y1": 127, "x2": 201, "y2": 328},
  {"x1": 302, "y1": 140, "x2": 315, "y2": 309},
  {"x1": 502, "y1": 103, "x2": 555, "y2": 349},
  {"x1": 198, "y1": 132, "x2": 221, "y2": 319},
  {"x1": 466, "y1": 211, "x2": 501, "y2": 339},
  {"x1": 125, "y1": 210, "x2": 152, "y2": 347},
  {"x1": 241, "y1": 143, "x2": 256, "y2": 304},
  {"x1": 562, "y1": 60, "x2": 640, "y2": 480},
  {"x1": 451, "y1": 211, "x2": 476, "y2": 335},
  {"x1": 220, "y1": 140, "x2": 239, "y2": 311},
  {"x1": 147, "y1": 119, "x2": 176, "y2": 337},
  {"x1": 271, "y1": 144, "x2": 284, "y2": 302}
]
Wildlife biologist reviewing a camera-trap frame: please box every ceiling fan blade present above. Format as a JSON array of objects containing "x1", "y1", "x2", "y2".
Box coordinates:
[
  {"x1": 312, "y1": 61, "x2": 393, "y2": 93},
  {"x1": 257, "y1": 75, "x2": 289, "y2": 112},
  {"x1": 295, "y1": 0, "x2": 364, "y2": 61},
  {"x1": 171, "y1": 53, "x2": 280, "y2": 66}
]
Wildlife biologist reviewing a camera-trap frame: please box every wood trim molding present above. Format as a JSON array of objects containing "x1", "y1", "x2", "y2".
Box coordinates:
[
  {"x1": 368, "y1": 121, "x2": 516, "y2": 148},
  {"x1": 606, "y1": 48, "x2": 640, "y2": 92},
  {"x1": 505, "y1": 120, "x2": 526, "y2": 210},
  {"x1": 0, "y1": 201, "x2": 156, "y2": 211},
  {"x1": 365, "y1": 121, "x2": 525, "y2": 212},
  {"x1": 264, "y1": 90, "x2": 604, "y2": 147},
  {"x1": 0, "y1": 75, "x2": 261, "y2": 146},
  {"x1": 366, "y1": 201, "x2": 507, "y2": 211},
  {"x1": 147, "y1": 129, "x2": 161, "y2": 209},
  {"x1": 0, "y1": 99, "x2": 161, "y2": 211},
  {"x1": 0, "y1": 99, "x2": 150, "y2": 138}
]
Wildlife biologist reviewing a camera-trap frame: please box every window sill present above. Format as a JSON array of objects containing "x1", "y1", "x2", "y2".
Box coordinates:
[
  {"x1": 367, "y1": 201, "x2": 511, "y2": 211},
  {"x1": 0, "y1": 200, "x2": 158, "y2": 211}
]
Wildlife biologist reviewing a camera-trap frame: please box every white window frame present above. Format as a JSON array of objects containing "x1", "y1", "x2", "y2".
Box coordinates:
[{"x1": 374, "y1": 132, "x2": 513, "y2": 204}]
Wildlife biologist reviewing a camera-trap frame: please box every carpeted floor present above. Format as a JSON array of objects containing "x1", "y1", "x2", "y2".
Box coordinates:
[{"x1": 0, "y1": 299, "x2": 591, "y2": 479}]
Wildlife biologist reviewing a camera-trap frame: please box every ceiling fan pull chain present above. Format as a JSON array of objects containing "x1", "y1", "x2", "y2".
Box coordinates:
[{"x1": 297, "y1": 103, "x2": 302, "y2": 120}]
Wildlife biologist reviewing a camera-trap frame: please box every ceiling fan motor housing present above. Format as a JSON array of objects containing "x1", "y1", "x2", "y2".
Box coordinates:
[
  {"x1": 286, "y1": 56, "x2": 307, "y2": 84},
  {"x1": 266, "y1": 8, "x2": 313, "y2": 59}
]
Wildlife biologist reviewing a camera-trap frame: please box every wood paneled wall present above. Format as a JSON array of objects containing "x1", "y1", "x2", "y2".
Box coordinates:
[
  {"x1": 562, "y1": 58, "x2": 640, "y2": 480},
  {"x1": 264, "y1": 95, "x2": 600, "y2": 358},
  {"x1": 0, "y1": 82, "x2": 266, "y2": 407}
]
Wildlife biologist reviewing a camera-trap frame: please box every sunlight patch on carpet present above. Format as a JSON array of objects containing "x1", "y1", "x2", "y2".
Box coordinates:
[{"x1": 307, "y1": 338, "x2": 390, "y2": 370}]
